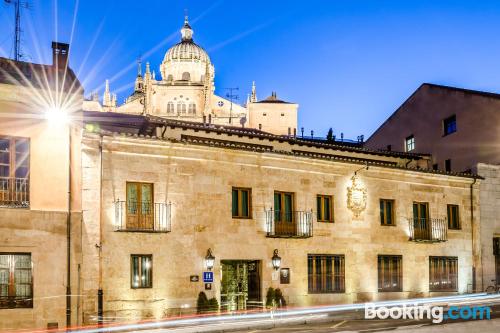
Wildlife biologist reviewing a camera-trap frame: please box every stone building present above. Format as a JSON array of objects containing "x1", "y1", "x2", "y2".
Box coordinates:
[
  {"x1": 76, "y1": 111, "x2": 481, "y2": 323},
  {"x1": 0, "y1": 42, "x2": 83, "y2": 329},
  {"x1": 365, "y1": 82, "x2": 500, "y2": 290},
  {"x1": 82, "y1": 17, "x2": 298, "y2": 136}
]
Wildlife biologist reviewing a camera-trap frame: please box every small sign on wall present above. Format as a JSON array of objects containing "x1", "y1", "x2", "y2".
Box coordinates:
[
  {"x1": 205, "y1": 283, "x2": 212, "y2": 290},
  {"x1": 190, "y1": 275, "x2": 199, "y2": 282},
  {"x1": 203, "y1": 271, "x2": 214, "y2": 283},
  {"x1": 280, "y1": 268, "x2": 290, "y2": 284}
]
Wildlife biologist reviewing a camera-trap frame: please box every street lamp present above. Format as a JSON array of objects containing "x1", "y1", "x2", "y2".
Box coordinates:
[
  {"x1": 271, "y1": 249, "x2": 281, "y2": 270},
  {"x1": 205, "y1": 248, "x2": 215, "y2": 271}
]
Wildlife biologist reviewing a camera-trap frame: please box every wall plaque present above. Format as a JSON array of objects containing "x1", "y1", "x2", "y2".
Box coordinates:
[{"x1": 190, "y1": 275, "x2": 199, "y2": 282}]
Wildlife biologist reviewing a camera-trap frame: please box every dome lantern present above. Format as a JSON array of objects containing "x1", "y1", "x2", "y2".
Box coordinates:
[{"x1": 181, "y1": 16, "x2": 193, "y2": 42}]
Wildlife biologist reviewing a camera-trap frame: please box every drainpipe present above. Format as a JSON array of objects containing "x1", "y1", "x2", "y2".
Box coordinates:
[
  {"x1": 66, "y1": 125, "x2": 72, "y2": 328},
  {"x1": 98, "y1": 135, "x2": 104, "y2": 325},
  {"x1": 470, "y1": 177, "x2": 478, "y2": 292}
]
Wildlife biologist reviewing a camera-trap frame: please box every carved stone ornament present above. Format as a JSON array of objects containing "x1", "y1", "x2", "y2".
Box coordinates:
[{"x1": 347, "y1": 175, "x2": 367, "y2": 218}]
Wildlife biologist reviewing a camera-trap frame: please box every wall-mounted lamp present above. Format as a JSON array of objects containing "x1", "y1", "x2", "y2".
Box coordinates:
[
  {"x1": 205, "y1": 248, "x2": 215, "y2": 271},
  {"x1": 271, "y1": 249, "x2": 281, "y2": 270}
]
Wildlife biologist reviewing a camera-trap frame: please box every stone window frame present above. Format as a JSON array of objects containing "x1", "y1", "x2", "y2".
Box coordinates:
[
  {"x1": 0, "y1": 252, "x2": 33, "y2": 309},
  {"x1": 379, "y1": 199, "x2": 395, "y2": 226},
  {"x1": 316, "y1": 194, "x2": 334, "y2": 223},
  {"x1": 377, "y1": 255, "x2": 403, "y2": 292},
  {"x1": 232, "y1": 187, "x2": 252, "y2": 219},
  {"x1": 130, "y1": 254, "x2": 153, "y2": 289},
  {"x1": 447, "y1": 204, "x2": 460, "y2": 230},
  {"x1": 307, "y1": 254, "x2": 345, "y2": 294}
]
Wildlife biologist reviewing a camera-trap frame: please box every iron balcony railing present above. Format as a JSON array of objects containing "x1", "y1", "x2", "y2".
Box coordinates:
[
  {"x1": 114, "y1": 201, "x2": 171, "y2": 233},
  {"x1": 409, "y1": 217, "x2": 447, "y2": 242},
  {"x1": 0, "y1": 296, "x2": 33, "y2": 309},
  {"x1": 0, "y1": 177, "x2": 29, "y2": 208},
  {"x1": 265, "y1": 209, "x2": 313, "y2": 238}
]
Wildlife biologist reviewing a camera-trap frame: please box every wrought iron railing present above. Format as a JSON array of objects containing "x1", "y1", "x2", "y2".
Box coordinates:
[
  {"x1": 0, "y1": 296, "x2": 33, "y2": 309},
  {"x1": 114, "y1": 201, "x2": 171, "y2": 233},
  {"x1": 409, "y1": 217, "x2": 447, "y2": 242},
  {"x1": 265, "y1": 209, "x2": 313, "y2": 238},
  {"x1": 0, "y1": 177, "x2": 29, "y2": 208}
]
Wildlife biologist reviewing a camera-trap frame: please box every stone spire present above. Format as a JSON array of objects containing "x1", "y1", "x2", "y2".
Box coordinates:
[
  {"x1": 103, "y1": 79, "x2": 112, "y2": 106},
  {"x1": 134, "y1": 60, "x2": 144, "y2": 92},
  {"x1": 250, "y1": 81, "x2": 257, "y2": 102}
]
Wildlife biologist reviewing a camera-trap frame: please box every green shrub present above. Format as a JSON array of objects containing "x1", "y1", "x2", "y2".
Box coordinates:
[
  {"x1": 265, "y1": 287, "x2": 276, "y2": 308},
  {"x1": 208, "y1": 297, "x2": 219, "y2": 312},
  {"x1": 274, "y1": 288, "x2": 286, "y2": 308},
  {"x1": 197, "y1": 291, "x2": 209, "y2": 314}
]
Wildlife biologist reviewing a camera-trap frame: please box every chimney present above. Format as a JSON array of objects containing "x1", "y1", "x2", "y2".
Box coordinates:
[{"x1": 52, "y1": 41, "x2": 69, "y2": 69}]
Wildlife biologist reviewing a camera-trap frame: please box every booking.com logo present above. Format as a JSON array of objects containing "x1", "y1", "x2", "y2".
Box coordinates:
[{"x1": 365, "y1": 304, "x2": 491, "y2": 323}]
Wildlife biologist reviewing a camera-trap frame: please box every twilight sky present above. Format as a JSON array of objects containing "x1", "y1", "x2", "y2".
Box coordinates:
[{"x1": 1, "y1": 0, "x2": 500, "y2": 139}]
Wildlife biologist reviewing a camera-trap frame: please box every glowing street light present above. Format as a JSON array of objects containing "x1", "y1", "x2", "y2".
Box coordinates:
[
  {"x1": 205, "y1": 248, "x2": 215, "y2": 271},
  {"x1": 272, "y1": 249, "x2": 281, "y2": 270},
  {"x1": 44, "y1": 106, "x2": 69, "y2": 125}
]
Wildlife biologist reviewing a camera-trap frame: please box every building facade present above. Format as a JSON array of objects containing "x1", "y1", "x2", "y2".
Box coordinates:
[
  {"x1": 76, "y1": 113, "x2": 480, "y2": 323},
  {"x1": 0, "y1": 43, "x2": 83, "y2": 329},
  {"x1": 82, "y1": 17, "x2": 298, "y2": 136},
  {"x1": 365, "y1": 82, "x2": 500, "y2": 290}
]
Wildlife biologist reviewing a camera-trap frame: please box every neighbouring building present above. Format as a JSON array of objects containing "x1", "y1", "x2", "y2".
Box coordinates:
[
  {"x1": 365, "y1": 82, "x2": 500, "y2": 290},
  {"x1": 0, "y1": 42, "x2": 83, "y2": 329},
  {"x1": 76, "y1": 111, "x2": 481, "y2": 323},
  {"x1": 82, "y1": 16, "x2": 298, "y2": 136}
]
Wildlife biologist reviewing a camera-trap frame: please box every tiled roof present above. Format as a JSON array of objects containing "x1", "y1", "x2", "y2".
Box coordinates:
[{"x1": 0, "y1": 57, "x2": 82, "y2": 92}]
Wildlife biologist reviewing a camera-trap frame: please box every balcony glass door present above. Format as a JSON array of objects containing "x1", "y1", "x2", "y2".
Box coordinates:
[
  {"x1": 126, "y1": 182, "x2": 154, "y2": 230},
  {"x1": 413, "y1": 202, "x2": 429, "y2": 240},
  {"x1": 274, "y1": 192, "x2": 295, "y2": 236}
]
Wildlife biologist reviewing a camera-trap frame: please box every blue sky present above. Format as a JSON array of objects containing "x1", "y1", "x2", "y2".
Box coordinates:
[{"x1": 1, "y1": 0, "x2": 500, "y2": 139}]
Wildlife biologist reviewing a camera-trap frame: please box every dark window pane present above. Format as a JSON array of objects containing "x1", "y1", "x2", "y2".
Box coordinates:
[
  {"x1": 241, "y1": 190, "x2": 248, "y2": 217},
  {"x1": 324, "y1": 197, "x2": 330, "y2": 221},
  {"x1": 232, "y1": 189, "x2": 238, "y2": 216},
  {"x1": 317, "y1": 196, "x2": 321, "y2": 220}
]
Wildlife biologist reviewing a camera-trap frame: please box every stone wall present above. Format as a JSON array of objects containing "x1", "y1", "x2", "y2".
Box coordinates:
[
  {"x1": 477, "y1": 163, "x2": 500, "y2": 289},
  {"x1": 79, "y1": 133, "x2": 478, "y2": 323}
]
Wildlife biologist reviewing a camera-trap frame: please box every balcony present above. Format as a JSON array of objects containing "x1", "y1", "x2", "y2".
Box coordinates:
[
  {"x1": 265, "y1": 209, "x2": 313, "y2": 238},
  {"x1": 0, "y1": 296, "x2": 33, "y2": 309},
  {"x1": 114, "y1": 201, "x2": 171, "y2": 233},
  {"x1": 0, "y1": 177, "x2": 29, "y2": 208},
  {"x1": 408, "y1": 218, "x2": 447, "y2": 242}
]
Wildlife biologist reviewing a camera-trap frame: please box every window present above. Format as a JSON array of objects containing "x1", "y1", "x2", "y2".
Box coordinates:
[
  {"x1": 413, "y1": 202, "x2": 429, "y2": 221},
  {"x1": 131, "y1": 255, "x2": 152, "y2": 288},
  {"x1": 386, "y1": 144, "x2": 392, "y2": 151},
  {"x1": 182, "y1": 72, "x2": 191, "y2": 81},
  {"x1": 188, "y1": 103, "x2": 196, "y2": 114},
  {"x1": 378, "y1": 255, "x2": 402, "y2": 292},
  {"x1": 126, "y1": 182, "x2": 154, "y2": 230},
  {"x1": 0, "y1": 136, "x2": 29, "y2": 207},
  {"x1": 167, "y1": 102, "x2": 174, "y2": 113},
  {"x1": 263, "y1": 113, "x2": 267, "y2": 116},
  {"x1": 0, "y1": 253, "x2": 33, "y2": 309},
  {"x1": 380, "y1": 199, "x2": 395, "y2": 225},
  {"x1": 405, "y1": 135, "x2": 415, "y2": 152},
  {"x1": 167, "y1": 74, "x2": 173, "y2": 82},
  {"x1": 281, "y1": 113, "x2": 285, "y2": 116},
  {"x1": 232, "y1": 187, "x2": 251, "y2": 218},
  {"x1": 429, "y1": 256, "x2": 458, "y2": 291},
  {"x1": 317, "y1": 195, "x2": 334, "y2": 222},
  {"x1": 443, "y1": 115, "x2": 457, "y2": 136},
  {"x1": 274, "y1": 191, "x2": 294, "y2": 222},
  {"x1": 433, "y1": 164, "x2": 438, "y2": 171},
  {"x1": 445, "y1": 159, "x2": 451, "y2": 172},
  {"x1": 177, "y1": 101, "x2": 186, "y2": 114},
  {"x1": 308, "y1": 255, "x2": 345, "y2": 293},
  {"x1": 447, "y1": 204, "x2": 460, "y2": 229}
]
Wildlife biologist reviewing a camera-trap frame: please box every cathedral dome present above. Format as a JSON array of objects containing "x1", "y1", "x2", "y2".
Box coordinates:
[{"x1": 160, "y1": 16, "x2": 212, "y2": 82}]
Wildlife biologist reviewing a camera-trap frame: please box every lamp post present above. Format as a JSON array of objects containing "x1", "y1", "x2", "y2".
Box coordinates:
[
  {"x1": 205, "y1": 248, "x2": 215, "y2": 271},
  {"x1": 271, "y1": 249, "x2": 281, "y2": 270}
]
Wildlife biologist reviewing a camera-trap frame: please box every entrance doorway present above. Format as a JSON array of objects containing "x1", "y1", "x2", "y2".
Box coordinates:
[{"x1": 221, "y1": 260, "x2": 261, "y2": 311}]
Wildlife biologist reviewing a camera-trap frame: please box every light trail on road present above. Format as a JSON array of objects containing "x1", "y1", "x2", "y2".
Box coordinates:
[{"x1": 8, "y1": 293, "x2": 500, "y2": 333}]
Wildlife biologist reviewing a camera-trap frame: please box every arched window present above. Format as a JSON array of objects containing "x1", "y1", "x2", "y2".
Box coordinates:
[
  {"x1": 177, "y1": 101, "x2": 186, "y2": 114},
  {"x1": 188, "y1": 103, "x2": 196, "y2": 114},
  {"x1": 182, "y1": 72, "x2": 191, "y2": 81},
  {"x1": 167, "y1": 75, "x2": 173, "y2": 82},
  {"x1": 167, "y1": 102, "x2": 174, "y2": 113}
]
